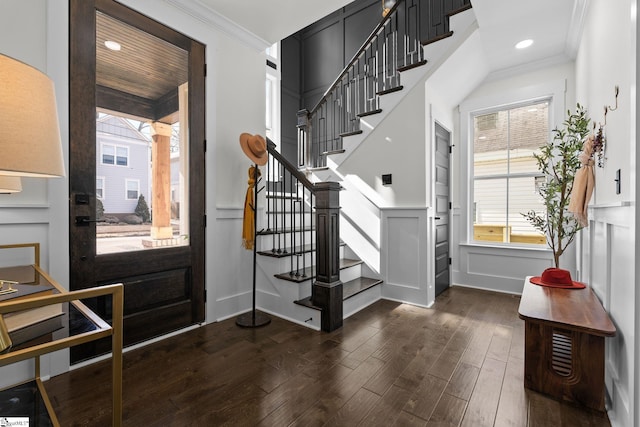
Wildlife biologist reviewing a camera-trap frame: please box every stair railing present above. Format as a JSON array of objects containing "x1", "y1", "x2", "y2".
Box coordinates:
[
  {"x1": 297, "y1": 0, "x2": 471, "y2": 169},
  {"x1": 265, "y1": 139, "x2": 343, "y2": 331}
]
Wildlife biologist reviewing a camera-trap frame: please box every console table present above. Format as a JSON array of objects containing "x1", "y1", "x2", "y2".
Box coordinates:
[
  {"x1": 0, "y1": 260, "x2": 123, "y2": 426},
  {"x1": 518, "y1": 278, "x2": 616, "y2": 411}
]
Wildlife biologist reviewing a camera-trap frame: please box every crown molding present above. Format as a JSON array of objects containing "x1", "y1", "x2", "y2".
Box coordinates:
[
  {"x1": 565, "y1": 0, "x2": 589, "y2": 59},
  {"x1": 163, "y1": 0, "x2": 271, "y2": 52}
]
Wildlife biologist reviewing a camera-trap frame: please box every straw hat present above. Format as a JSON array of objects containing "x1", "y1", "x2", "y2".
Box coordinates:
[
  {"x1": 239, "y1": 133, "x2": 268, "y2": 165},
  {"x1": 529, "y1": 268, "x2": 586, "y2": 289}
]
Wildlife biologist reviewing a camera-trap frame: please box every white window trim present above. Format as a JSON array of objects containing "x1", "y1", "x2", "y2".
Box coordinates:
[
  {"x1": 101, "y1": 143, "x2": 130, "y2": 167},
  {"x1": 125, "y1": 179, "x2": 140, "y2": 200},
  {"x1": 96, "y1": 176, "x2": 105, "y2": 199},
  {"x1": 459, "y1": 80, "x2": 566, "y2": 248}
]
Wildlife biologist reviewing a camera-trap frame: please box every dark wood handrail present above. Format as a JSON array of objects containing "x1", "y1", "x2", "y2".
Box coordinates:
[
  {"x1": 266, "y1": 138, "x2": 316, "y2": 191},
  {"x1": 308, "y1": 0, "x2": 404, "y2": 115}
]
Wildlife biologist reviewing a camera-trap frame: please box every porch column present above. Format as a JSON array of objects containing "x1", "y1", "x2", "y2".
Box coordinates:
[
  {"x1": 312, "y1": 181, "x2": 343, "y2": 332},
  {"x1": 150, "y1": 122, "x2": 173, "y2": 240}
]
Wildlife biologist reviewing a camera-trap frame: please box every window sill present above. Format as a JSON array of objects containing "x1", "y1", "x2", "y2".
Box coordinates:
[{"x1": 460, "y1": 241, "x2": 552, "y2": 252}]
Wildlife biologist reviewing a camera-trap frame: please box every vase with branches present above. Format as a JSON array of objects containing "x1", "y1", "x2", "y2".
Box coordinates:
[{"x1": 523, "y1": 104, "x2": 591, "y2": 268}]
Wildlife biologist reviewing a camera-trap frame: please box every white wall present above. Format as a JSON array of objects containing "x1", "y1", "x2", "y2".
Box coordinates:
[
  {"x1": 453, "y1": 63, "x2": 574, "y2": 294},
  {"x1": 574, "y1": 1, "x2": 637, "y2": 426}
]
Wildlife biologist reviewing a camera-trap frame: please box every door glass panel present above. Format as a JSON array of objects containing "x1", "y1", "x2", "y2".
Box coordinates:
[{"x1": 95, "y1": 11, "x2": 189, "y2": 255}]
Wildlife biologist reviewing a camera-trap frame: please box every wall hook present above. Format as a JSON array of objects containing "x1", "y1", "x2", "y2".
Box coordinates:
[{"x1": 601, "y1": 85, "x2": 619, "y2": 127}]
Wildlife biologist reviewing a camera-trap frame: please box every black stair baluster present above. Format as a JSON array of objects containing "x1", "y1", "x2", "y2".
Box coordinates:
[
  {"x1": 301, "y1": 186, "x2": 307, "y2": 278},
  {"x1": 281, "y1": 164, "x2": 287, "y2": 255}
]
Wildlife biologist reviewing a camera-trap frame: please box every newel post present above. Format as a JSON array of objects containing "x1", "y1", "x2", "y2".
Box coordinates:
[
  {"x1": 297, "y1": 109, "x2": 310, "y2": 169},
  {"x1": 313, "y1": 181, "x2": 343, "y2": 332}
]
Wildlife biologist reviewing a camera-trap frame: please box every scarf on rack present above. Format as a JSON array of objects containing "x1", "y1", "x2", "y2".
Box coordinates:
[
  {"x1": 242, "y1": 165, "x2": 260, "y2": 250},
  {"x1": 568, "y1": 134, "x2": 595, "y2": 227}
]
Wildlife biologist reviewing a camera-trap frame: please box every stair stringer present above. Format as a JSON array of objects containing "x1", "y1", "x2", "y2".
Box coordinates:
[{"x1": 320, "y1": 8, "x2": 478, "y2": 171}]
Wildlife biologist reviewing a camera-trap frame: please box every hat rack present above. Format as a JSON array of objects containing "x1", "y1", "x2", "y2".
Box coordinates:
[{"x1": 236, "y1": 163, "x2": 271, "y2": 328}]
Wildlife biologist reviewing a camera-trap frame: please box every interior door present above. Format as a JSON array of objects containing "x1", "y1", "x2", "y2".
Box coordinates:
[
  {"x1": 69, "y1": 0, "x2": 205, "y2": 362},
  {"x1": 434, "y1": 122, "x2": 451, "y2": 296}
]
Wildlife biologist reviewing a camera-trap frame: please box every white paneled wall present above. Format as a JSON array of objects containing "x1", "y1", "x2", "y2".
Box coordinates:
[
  {"x1": 380, "y1": 208, "x2": 432, "y2": 306},
  {"x1": 581, "y1": 204, "x2": 634, "y2": 427}
]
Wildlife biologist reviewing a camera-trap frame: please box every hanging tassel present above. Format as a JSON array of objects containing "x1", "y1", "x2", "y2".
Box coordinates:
[{"x1": 242, "y1": 165, "x2": 260, "y2": 249}]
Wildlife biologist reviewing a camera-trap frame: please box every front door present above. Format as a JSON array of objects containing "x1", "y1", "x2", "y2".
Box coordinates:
[
  {"x1": 69, "y1": 0, "x2": 206, "y2": 362},
  {"x1": 434, "y1": 122, "x2": 451, "y2": 296}
]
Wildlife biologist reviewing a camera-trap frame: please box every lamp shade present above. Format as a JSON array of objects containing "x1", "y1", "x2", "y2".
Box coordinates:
[
  {"x1": 0, "y1": 176, "x2": 22, "y2": 193},
  {"x1": 0, "y1": 54, "x2": 65, "y2": 177}
]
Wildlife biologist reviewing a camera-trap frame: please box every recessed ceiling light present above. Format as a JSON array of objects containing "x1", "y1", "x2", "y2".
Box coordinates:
[
  {"x1": 528, "y1": 108, "x2": 538, "y2": 112},
  {"x1": 105, "y1": 40, "x2": 121, "y2": 51},
  {"x1": 516, "y1": 39, "x2": 533, "y2": 49}
]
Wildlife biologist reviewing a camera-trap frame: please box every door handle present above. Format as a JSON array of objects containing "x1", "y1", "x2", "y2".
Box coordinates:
[
  {"x1": 435, "y1": 216, "x2": 441, "y2": 220},
  {"x1": 75, "y1": 216, "x2": 101, "y2": 226}
]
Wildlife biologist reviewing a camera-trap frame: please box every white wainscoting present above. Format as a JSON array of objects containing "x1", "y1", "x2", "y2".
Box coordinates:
[
  {"x1": 582, "y1": 203, "x2": 634, "y2": 427},
  {"x1": 380, "y1": 208, "x2": 431, "y2": 307},
  {"x1": 451, "y1": 209, "x2": 555, "y2": 294}
]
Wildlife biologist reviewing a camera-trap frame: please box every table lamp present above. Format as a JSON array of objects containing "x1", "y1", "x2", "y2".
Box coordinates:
[{"x1": 0, "y1": 54, "x2": 65, "y2": 178}]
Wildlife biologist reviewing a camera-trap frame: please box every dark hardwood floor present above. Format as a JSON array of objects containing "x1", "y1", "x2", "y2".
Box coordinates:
[{"x1": 45, "y1": 286, "x2": 612, "y2": 426}]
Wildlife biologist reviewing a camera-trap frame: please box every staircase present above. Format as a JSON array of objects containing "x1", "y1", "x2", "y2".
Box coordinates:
[
  {"x1": 254, "y1": 0, "x2": 476, "y2": 332},
  {"x1": 253, "y1": 141, "x2": 383, "y2": 331},
  {"x1": 298, "y1": 0, "x2": 474, "y2": 171}
]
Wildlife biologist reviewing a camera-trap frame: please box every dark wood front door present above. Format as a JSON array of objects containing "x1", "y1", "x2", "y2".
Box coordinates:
[
  {"x1": 434, "y1": 122, "x2": 451, "y2": 296},
  {"x1": 69, "y1": 0, "x2": 205, "y2": 363}
]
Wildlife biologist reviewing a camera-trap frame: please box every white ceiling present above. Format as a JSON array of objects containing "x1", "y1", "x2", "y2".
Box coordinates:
[
  {"x1": 472, "y1": 0, "x2": 584, "y2": 73},
  {"x1": 188, "y1": 0, "x2": 584, "y2": 73}
]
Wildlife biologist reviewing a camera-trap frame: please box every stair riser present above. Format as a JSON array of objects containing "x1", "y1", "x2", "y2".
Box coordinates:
[
  {"x1": 338, "y1": 263, "x2": 362, "y2": 283},
  {"x1": 262, "y1": 212, "x2": 314, "y2": 230},
  {"x1": 343, "y1": 283, "x2": 381, "y2": 319},
  {"x1": 264, "y1": 198, "x2": 312, "y2": 213},
  {"x1": 257, "y1": 230, "x2": 315, "y2": 250},
  {"x1": 257, "y1": 246, "x2": 345, "y2": 272}
]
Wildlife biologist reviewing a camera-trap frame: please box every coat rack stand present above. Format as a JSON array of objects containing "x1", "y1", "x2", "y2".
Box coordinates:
[{"x1": 236, "y1": 164, "x2": 271, "y2": 328}]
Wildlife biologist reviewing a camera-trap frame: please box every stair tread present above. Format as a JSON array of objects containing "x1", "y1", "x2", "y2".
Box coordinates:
[
  {"x1": 258, "y1": 226, "x2": 313, "y2": 236},
  {"x1": 274, "y1": 258, "x2": 363, "y2": 283},
  {"x1": 293, "y1": 296, "x2": 322, "y2": 311},
  {"x1": 422, "y1": 31, "x2": 454, "y2": 46},
  {"x1": 397, "y1": 59, "x2": 427, "y2": 73},
  {"x1": 447, "y1": 3, "x2": 472, "y2": 17},
  {"x1": 357, "y1": 109, "x2": 382, "y2": 118},
  {"x1": 339, "y1": 130, "x2": 363, "y2": 138},
  {"x1": 323, "y1": 149, "x2": 346, "y2": 156},
  {"x1": 343, "y1": 276, "x2": 383, "y2": 300},
  {"x1": 266, "y1": 192, "x2": 301, "y2": 200},
  {"x1": 258, "y1": 241, "x2": 345, "y2": 258},
  {"x1": 377, "y1": 85, "x2": 403, "y2": 96}
]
